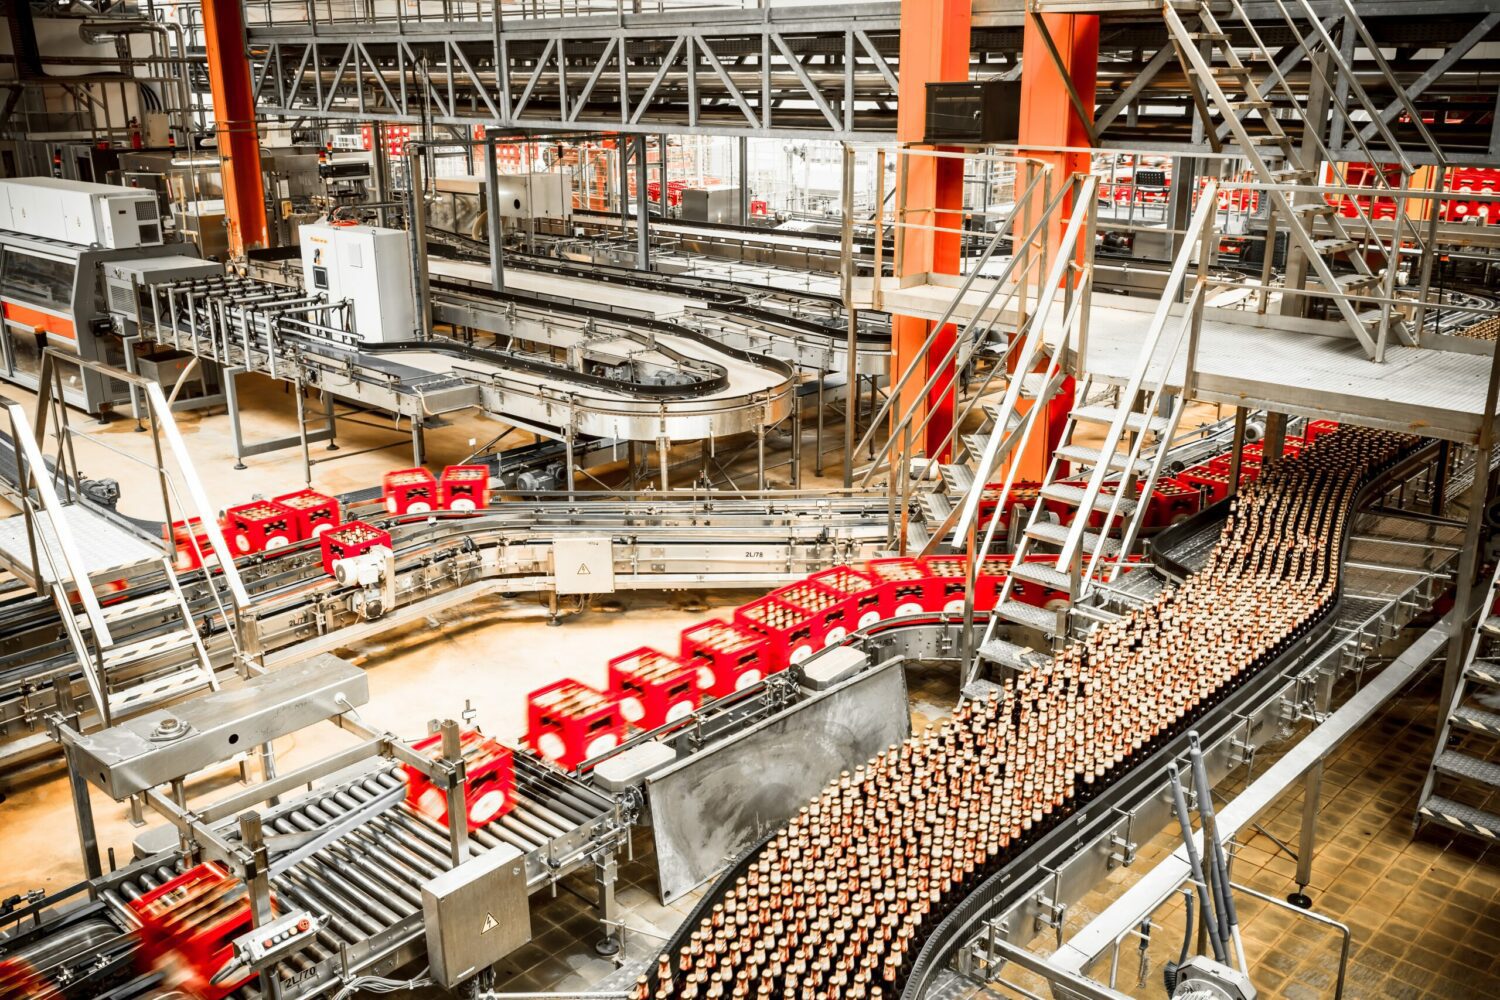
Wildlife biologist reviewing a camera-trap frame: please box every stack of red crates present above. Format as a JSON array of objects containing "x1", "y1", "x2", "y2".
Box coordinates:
[
  {"x1": 608, "y1": 647, "x2": 700, "y2": 728},
  {"x1": 863, "y1": 557, "x2": 943, "y2": 615},
  {"x1": 403, "y1": 729, "x2": 516, "y2": 831},
  {"x1": 525, "y1": 679, "x2": 624, "y2": 769},
  {"x1": 1304, "y1": 419, "x2": 1339, "y2": 443},
  {"x1": 770, "y1": 579, "x2": 855, "y2": 648},
  {"x1": 274, "y1": 488, "x2": 339, "y2": 537},
  {"x1": 920, "y1": 555, "x2": 974, "y2": 613},
  {"x1": 680, "y1": 618, "x2": 770, "y2": 696},
  {"x1": 319, "y1": 520, "x2": 392, "y2": 576},
  {"x1": 383, "y1": 467, "x2": 438, "y2": 515},
  {"x1": 439, "y1": 465, "x2": 490, "y2": 512},
  {"x1": 224, "y1": 499, "x2": 299, "y2": 555},
  {"x1": 808, "y1": 565, "x2": 882, "y2": 630}
]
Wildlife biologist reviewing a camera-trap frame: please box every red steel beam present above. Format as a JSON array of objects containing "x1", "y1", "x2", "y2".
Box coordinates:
[{"x1": 201, "y1": 0, "x2": 268, "y2": 256}]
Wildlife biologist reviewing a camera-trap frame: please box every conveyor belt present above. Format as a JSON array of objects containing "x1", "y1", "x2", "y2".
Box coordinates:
[{"x1": 637, "y1": 426, "x2": 1419, "y2": 999}]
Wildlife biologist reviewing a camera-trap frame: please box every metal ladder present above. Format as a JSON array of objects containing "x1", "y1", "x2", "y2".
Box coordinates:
[
  {"x1": 64, "y1": 560, "x2": 219, "y2": 724},
  {"x1": 962, "y1": 180, "x2": 1216, "y2": 678},
  {"x1": 1415, "y1": 560, "x2": 1500, "y2": 843},
  {"x1": 919, "y1": 176, "x2": 1101, "y2": 560},
  {"x1": 1159, "y1": 0, "x2": 1442, "y2": 359}
]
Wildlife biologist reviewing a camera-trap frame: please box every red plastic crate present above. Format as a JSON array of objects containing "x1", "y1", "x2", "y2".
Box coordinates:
[
  {"x1": 1304, "y1": 419, "x2": 1339, "y2": 443},
  {"x1": 525, "y1": 679, "x2": 624, "y2": 769},
  {"x1": 770, "y1": 579, "x2": 856, "y2": 647},
  {"x1": 383, "y1": 467, "x2": 439, "y2": 515},
  {"x1": 404, "y1": 729, "x2": 515, "y2": 831},
  {"x1": 608, "y1": 647, "x2": 701, "y2": 728},
  {"x1": 919, "y1": 555, "x2": 974, "y2": 613},
  {"x1": 735, "y1": 594, "x2": 820, "y2": 667},
  {"x1": 1177, "y1": 464, "x2": 1232, "y2": 504},
  {"x1": 807, "y1": 565, "x2": 883, "y2": 630},
  {"x1": 273, "y1": 488, "x2": 340, "y2": 537},
  {"x1": 439, "y1": 464, "x2": 490, "y2": 512},
  {"x1": 679, "y1": 618, "x2": 770, "y2": 696},
  {"x1": 165, "y1": 517, "x2": 217, "y2": 572},
  {"x1": 977, "y1": 482, "x2": 1045, "y2": 535},
  {"x1": 128, "y1": 862, "x2": 269, "y2": 1000},
  {"x1": 863, "y1": 557, "x2": 943, "y2": 616},
  {"x1": 224, "y1": 499, "x2": 300, "y2": 556},
  {"x1": 319, "y1": 520, "x2": 393, "y2": 576},
  {"x1": 1150, "y1": 478, "x2": 1203, "y2": 526}
]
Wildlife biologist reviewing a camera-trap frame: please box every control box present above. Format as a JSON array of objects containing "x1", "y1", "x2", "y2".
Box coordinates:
[
  {"x1": 0, "y1": 177, "x2": 163, "y2": 249},
  {"x1": 299, "y1": 222, "x2": 415, "y2": 343}
]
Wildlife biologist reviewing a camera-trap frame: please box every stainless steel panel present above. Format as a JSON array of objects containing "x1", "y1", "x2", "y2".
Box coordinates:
[
  {"x1": 421, "y1": 843, "x2": 530, "y2": 988},
  {"x1": 646, "y1": 658, "x2": 909, "y2": 903},
  {"x1": 65, "y1": 653, "x2": 368, "y2": 798}
]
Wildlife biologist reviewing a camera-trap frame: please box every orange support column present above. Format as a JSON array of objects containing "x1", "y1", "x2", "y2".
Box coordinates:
[
  {"x1": 892, "y1": 0, "x2": 970, "y2": 462},
  {"x1": 201, "y1": 0, "x2": 268, "y2": 256},
  {"x1": 1006, "y1": 11, "x2": 1100, "y2": 481}
]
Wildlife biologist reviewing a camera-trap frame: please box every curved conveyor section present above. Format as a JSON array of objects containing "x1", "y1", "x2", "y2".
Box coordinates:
[{"x1": 635, "y1": 426, "x2": 1416, "y2": 1000}]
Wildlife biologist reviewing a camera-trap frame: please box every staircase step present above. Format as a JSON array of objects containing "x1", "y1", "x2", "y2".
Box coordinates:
[
  {"x1": 1466, "y1": 660, "x2": 1500, "y2": 687},
  {"x1": 1010, "y1": 560, "x2": 1075, "y2": 593},
  {"x1": 1026, "y1": 519, "x2": 1122, "y2": 557},
  {"x1": 992, "y1": 599, "x2": 1062, "y2": 634},
  {"x1": 981, "y1": 402, "x2": 1025, "y2": 429},
  {"x1": 1313, "y1": 238, "x2": 1358, "y2": 255},
  {"x1": 976, "y1": 637, "x2": 1051, "y2": 671},
  {"x1": 1270, "y1": 168, "x2": 1316, "y2": 183},
  {"x1": 1183, "y1": 30, "x2": 1228, "y2": 41},
  {"x1": 1434, "y1": 751, "x2": 1500, "y2": 790},
  {"x1": 101, "y1": 628, "x2": 197, "y2": 670},
  {"x1": 1055, "y1": 443, "x2": 1150, "y2": 475},
  {"x1": 1072, "y1": 404, "x2": 1171, "y2": 434},
  {"x1": 962, "y1": 432, "x2": 991, "y2": 463},
  {"x1": 1290, "y1": 200, "x2": 1338, "y2": 217},
  {"x1": 1039, "y1": 482, "x2": 1139, "y2": 516},
  {"x1": 108, "y1": 666, "x2": 215, "y2": 717},
  {"x1": 1452, "y1": 704, "x2": 1500, "y2": 739},
  {"x1": 77, "y1": 589, "x2": 182, "y2": 631},
  {"x1": 1480, "y1": 615, "x2": 1500, "y2": 637},
  {"x1": 1418, "y1": 795, "x2": 1500, "y2": 843},
  {"x1": 917, "y1": 491, "x2": 953, "y2": 528},
  {"x1": 938, "y1": 464, "x2": 975, "y2": 496}
]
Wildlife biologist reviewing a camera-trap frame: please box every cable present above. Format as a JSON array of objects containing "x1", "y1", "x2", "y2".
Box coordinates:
[{"x1": 330, "y1": 969, "x2": 433, "y2": 1000}]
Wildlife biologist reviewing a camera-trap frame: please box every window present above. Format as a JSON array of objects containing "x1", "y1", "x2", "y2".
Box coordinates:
[{"x1": 0, "y1": 248, "x2": 75, "y2": 311}]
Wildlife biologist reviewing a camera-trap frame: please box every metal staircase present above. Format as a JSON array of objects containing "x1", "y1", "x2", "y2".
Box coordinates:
[
  {"x1": 1032, "y1": 0, "x2": 1446, "y2": 361},
  {"x1": 935, "y1": 180, "x2": 1216, "y2": 686},
  {"x1": 0, "y1": 353, "x2": 251, "y2": 729},
  {"x1": 1416, "y1": 561, "x2": 1500, "y2": 843}
]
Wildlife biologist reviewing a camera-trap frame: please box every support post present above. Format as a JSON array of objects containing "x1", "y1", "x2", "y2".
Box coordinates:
[
  {"x1": 440, "y1": 720, "x2": 469, "y2": 867},
  {"x1": 1287, "y1": 761, "x2": 1322, "y2": 908},
  {"x1": 200, "y1": 0, "x2": 267, "y2": 256},
  {"x1": 483, "y1": 130, "x2": 507, "y2": 292},
  {"x1": 408, "y1": 147, "x2": 431, "y2": 339},
  {"x1": 658, "y1": 134, "x2": 670, "y2": 219},
  {"x1": 739, "y1": 136, "x2": 750, "y2": 225},
  {"x1": 635, "y1": 134, "x2": 650, "y2": 270},
  {"x1": 64, "y1": 744, "x2": 103, "y2": 883}
]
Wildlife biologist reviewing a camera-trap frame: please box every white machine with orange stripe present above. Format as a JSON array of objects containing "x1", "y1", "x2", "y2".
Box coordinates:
[{"x1": 0, "y1": 177, "x2": 206, "y2": 414}]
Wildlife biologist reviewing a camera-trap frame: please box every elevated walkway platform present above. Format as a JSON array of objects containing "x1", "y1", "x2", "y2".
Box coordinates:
[{"x1": 867, "y1": 279, "x2": 1497, "y2": 445}]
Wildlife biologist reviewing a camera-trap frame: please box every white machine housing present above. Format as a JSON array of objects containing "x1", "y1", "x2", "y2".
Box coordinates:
[
  {"x1": 0, "y1": 177, "x2": 163, "y2": 249},
  {"x1": 299, "y1": 222, "x2": 415, "y2": 343}
]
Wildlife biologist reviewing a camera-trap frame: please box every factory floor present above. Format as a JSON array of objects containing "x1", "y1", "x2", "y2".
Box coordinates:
[{"x1": 1, "y1": 374, "x2": 1487, "y2": 999}]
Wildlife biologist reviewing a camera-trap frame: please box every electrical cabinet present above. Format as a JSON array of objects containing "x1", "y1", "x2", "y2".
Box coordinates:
[{"x1": 299, "y1": 222, "x2": 415, "y2": 343}]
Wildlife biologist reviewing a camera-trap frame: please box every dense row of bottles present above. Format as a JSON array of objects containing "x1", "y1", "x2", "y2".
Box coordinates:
[{"x1": 634, "y1": 427, "x2": 1413, "y2": 1000}]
